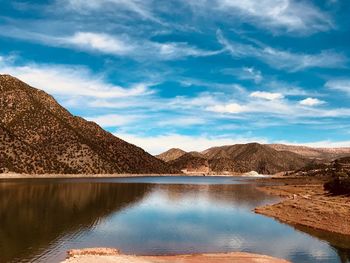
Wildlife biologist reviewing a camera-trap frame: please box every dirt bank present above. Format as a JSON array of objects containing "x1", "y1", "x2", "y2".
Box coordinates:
[
  {"x1": 61, "y1": 248, "x2": 290, "y2": 263},
  {"x1": 255, "y1": 177, "x2": 350, "y2": 236}
]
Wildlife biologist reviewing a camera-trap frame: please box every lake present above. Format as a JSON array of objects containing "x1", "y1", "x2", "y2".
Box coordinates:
[{"x1": 0, "y1": 176, "x2": 349, "y2": 263}]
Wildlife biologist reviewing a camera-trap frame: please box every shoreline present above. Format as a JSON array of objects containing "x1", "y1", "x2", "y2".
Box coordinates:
[
  {"x1": 255, "y1": 177, "x2": 350, "y2": 236},
  {"x1": 61, "y1": 248, "x2": 290, "y2": 263},
  {"x1": 0, "y1": 173, "x2": 185, "y2": 179},
  {"x1": 0, "y1": 172, "x2": 271, "y2": 180}
]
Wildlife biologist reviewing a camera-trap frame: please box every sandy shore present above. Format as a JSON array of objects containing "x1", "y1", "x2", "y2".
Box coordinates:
[
  {"x1": 255, "y1": 177, "x2": 350, "y2": 236},
  {"x1": 61, "y1": 248, "x2": 290, "y2": 263}
]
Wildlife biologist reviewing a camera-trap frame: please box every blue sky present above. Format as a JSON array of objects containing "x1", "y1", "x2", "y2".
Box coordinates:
[{"x1": 1, "y1": 0, "x2": 350, "y2": 154}]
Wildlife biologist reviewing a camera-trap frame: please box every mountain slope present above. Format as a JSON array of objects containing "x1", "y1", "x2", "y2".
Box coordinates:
[
  {"x1": 268, "y1": 144, "x2": 350, "y2": 159},
  {"x1": 156, "y1": 148, "x2": 187, "y2": 162},
  {"x1": 203, "y1": 143, "x2": 309, "y2": 174},
  {"x1": 159, "y1": 143, "x2": 311, "y2": 174},
  {"x1": 168, "y1": 152, "x2": 209, "y2": 173},
  {"x1": 0, "y1": 74, "x2": 176, "y2": 174}
]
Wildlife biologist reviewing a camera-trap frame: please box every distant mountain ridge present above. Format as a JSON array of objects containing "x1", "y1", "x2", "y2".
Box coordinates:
[
  {"x1": 268, "y1": 144, "x2": 350, "y2": 159},
  {"x1": 157, "y1": 143, "x2": 350, "y2": 175},
  {"x1": 0, "y1": 74, "x2": 177, "y2": 174}
]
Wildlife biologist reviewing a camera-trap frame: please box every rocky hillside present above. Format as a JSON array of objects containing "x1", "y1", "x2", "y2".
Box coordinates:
[
  {"x1": 268, "y1": 144, "x2": 350, "y2": 159},
  {"x1": 168, "y1": 152, "x2": 209, "y2": 173},
  {"x1": 159, "y1": 143, "x2": 310, "y2": 174},
  {"x1": 204, "y1": 143, "x2": 309, "y2": 174},
  {"x1": 290, "y1": 156, "x2": 350, "y2": 177},
  {"x1": 156, "y1": 148, "x2": 186, "y2": 162},
  {"x1": 0, "y1": 74, "x2": 177, "y2": 174}
]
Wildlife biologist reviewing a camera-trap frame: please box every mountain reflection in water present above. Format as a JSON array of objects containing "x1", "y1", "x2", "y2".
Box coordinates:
[
  {"x1": 0, "y1": 180, "x2": 152, "y2": 262},
  {"x1": 0, "y1": 177, "x2": 349, "y2": 263}
]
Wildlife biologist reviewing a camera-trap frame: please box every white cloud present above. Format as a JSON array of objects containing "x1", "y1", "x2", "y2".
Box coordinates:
[
  {"x1": 66, "y1": 32, "x2": 134, "y2": 55},
  {"x1": 325, "y1": 79, "x2": 350, "y2": 95},
  {"x1": 115, "y1": 133, "x2": 267, "y2": 154},
  {"x1": 299, "y1": 98, "x2": 325, "y2": 106},
  {"x1": 85, "y1": 114, "x2": 140, "y2": 127},
  {"x1": 207, "y1": 103, "x2": 247, "y2": 114},
  {"x1": 0, "y1": 55, "x2": 152, "y2": 99},
  {"x1": 250, "y1": 91, "x2": 284, "y2": 100},
  {"x1": 217, "y1": 30, "x2": 346, "y2": 71}
]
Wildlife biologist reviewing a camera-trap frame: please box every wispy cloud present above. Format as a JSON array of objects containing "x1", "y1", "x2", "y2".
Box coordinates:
[
  {"x1": 221, "y1": 67, "x2": 263, "y2": 83},
  {"x1": 61, "y1": 0, "x2": 161, "y2": 23},
  {"x1": 325, "y1": 79, "x2": 350, "y2": 95},
  {"x1": 62, "y1": 32, "x2": 222, "y2": 60},
  {"x1": 218, "y1": 0, "x2": 332, "y2": 34},
  {"x1": 217, "y1": 30, "x2": 346, "y2": 71},
  {"x1": 0, "y1": 28, "x2": 221, "y2": 61},
  {"x1": 187, "y1": 0, "x2": 333, "y2": 35}
]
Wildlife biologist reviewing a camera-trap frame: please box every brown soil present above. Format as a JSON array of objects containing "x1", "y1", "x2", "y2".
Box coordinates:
[
  {"x1": 255, "y1": 177, "x2": 350, "y2": 236},
  {"x1": 62, "y1": 248, "x2": 290, "y2": 263}
]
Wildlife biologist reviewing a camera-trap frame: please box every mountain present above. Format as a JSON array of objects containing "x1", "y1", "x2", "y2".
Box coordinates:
[
  {"x1": 168, "y1": 152, "x2": 209, "y2": 173},
  {"x1": 203, "y1": 143, "x2": 309, "y2": 174},
  {"x1": 159, "y1": 143, "x2": 310, "y2": 174},
  {"x1": 0, "y1": 74, "x2": 177, "y2": 174},
  {"x1": 156, "y1": 148, "x2": 187, "y2": 162},
  {"x1": 268, "y1": 144, "x2": 350, "y2": 159}
]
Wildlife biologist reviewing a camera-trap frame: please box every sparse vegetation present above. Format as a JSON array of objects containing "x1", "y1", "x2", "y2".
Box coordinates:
[
  {"x1": 324, "y1": 177, "x2": 350, "y2": 195},
  {"x1": 0, "y1": 75, "x2": 177, "y2": 174}
]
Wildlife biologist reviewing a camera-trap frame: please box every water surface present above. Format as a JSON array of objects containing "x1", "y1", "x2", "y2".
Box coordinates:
[{"x1": 0, "y1": 176, "x2": 349, "y2": 263}]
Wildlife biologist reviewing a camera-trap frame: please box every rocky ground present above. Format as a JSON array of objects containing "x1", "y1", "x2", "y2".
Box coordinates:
[
  {"x1": 255, "y1": 177, "x2": 350, "y2": 235},
  {"x1": 61, "y1": 248, "x2": 290, "y2": 263}
]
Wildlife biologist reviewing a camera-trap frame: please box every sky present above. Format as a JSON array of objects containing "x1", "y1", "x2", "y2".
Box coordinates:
[{"x1": 1, "y1": 0, "x2": 350, "y2": 154}]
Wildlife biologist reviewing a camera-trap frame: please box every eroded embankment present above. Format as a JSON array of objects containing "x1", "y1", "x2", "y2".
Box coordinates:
[{"x1": 255, "y1": 177, "x2": 350, "y2": 236}]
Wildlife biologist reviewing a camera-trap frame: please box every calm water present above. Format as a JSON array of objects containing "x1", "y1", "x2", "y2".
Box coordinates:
[{"x1": 0, "y1": 176, "x2": 349, "y2": 263}]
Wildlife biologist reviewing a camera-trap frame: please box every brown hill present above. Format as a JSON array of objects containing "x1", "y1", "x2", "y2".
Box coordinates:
[
  {"x1": 156, "y1": 148, "x2": 186, "y2": 162},
  {"x1": 168, "y1": 152, "x2": 209, "y2": 173},
  {"x1": 160, "y1": 143, "x2": 311, "y2": 175},
  {"x1": 268, "y1": 144, "x2": 350, "y2": 159},
  {"x1": 0, "y1": 74, "x2": 177, "y2": 174},
  {"x1": 203, "y1": 143, "x2": 309, "y2": 174}
]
